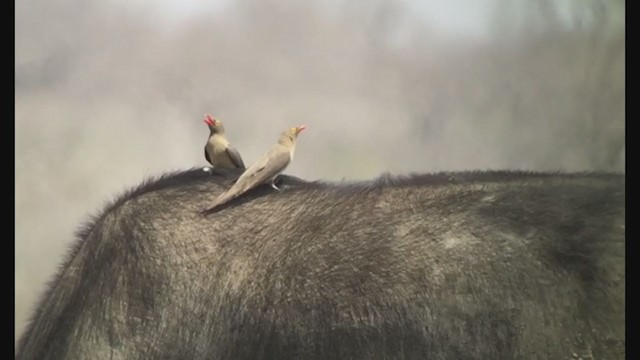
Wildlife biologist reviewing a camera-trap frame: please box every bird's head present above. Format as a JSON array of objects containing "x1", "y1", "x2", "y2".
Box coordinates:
[
  {"x1": 203, "y1": 114, "x2": 225, "y2": 134},
  {"x1": 279, "y1": 125, "x2": 306, "y2": 145}
]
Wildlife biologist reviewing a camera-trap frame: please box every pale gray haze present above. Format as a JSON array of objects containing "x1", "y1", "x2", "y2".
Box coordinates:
[{"x1": 15, "y1": 0, "x2": 624, "y2": 342}]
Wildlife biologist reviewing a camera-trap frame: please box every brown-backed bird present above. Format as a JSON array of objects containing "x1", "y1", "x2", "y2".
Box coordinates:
[{"x1": 203, "y1": 114, "x2": 245, "y2": 169}]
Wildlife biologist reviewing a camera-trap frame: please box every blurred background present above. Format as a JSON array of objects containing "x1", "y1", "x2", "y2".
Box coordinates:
[{"x1": 15, "y1": 0, "x2": 624, "y2": 342}]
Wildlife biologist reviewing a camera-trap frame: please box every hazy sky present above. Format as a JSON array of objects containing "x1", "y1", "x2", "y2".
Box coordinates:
[
  {"x1": 411, "y1": 0, "x2": 491, "y2": 36},
  {"x1": 117, "y1": 0, "x2": 494, "y2": 37}
]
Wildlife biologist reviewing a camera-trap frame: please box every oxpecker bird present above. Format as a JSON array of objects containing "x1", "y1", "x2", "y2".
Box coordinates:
[
  {"x1": 204, "y1": 125, "x2": 307, "y2": 211},
  {"x1": 203, "y1": 114, "x2": 245, "y2": 169}
]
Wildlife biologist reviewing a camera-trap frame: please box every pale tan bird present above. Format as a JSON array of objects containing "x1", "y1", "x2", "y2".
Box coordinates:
[
  {"x1": 203, "y1": 114, "x2": 245, "y2": 169},
  {"x1": 205, "y1": 125, "x2": 307, "y2": 211}
]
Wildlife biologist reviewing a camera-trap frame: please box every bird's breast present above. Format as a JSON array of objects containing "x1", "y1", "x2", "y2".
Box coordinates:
[{"x1": 289, "y1": 145, "x2": 296, "y2": 161}]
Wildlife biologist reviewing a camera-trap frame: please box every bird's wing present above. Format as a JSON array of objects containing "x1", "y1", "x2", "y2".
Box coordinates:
[
  {"x1": 223, "y1": 146, "x2": 289, "y2": 196},
  {"x1": 240, "y1": 147, "x2": 290, "y2": 186},
  {"x1": 205, "y1": 146, "x2": 291, "y2": 210},
  {"x1": 225, "y1": 146, "x2": 246, "y2": 169},
  {"x1": 204, "y1": 147, "x2": 212, "y2": 165}
]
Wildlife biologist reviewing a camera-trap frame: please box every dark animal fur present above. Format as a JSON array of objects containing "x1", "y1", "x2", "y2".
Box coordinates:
[{"x1": 16, "y1": 169, "x2": 625, "y2": 359}]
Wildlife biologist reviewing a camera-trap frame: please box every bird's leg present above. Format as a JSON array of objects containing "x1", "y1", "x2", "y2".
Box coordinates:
[{"x1": 271, "y1": 178, "x2": 281, "y2": 191}]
